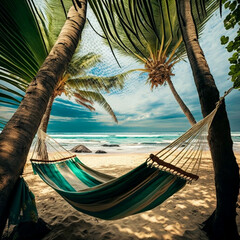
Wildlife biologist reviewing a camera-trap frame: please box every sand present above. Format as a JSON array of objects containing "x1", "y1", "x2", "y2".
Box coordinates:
[{"x1": 17, "y1": 152, "x2": 240, "y2": 239}]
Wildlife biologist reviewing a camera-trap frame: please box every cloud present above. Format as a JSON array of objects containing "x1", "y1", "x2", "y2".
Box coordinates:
[{"x1": 49, "y1": 115, "x2": 79, "y2": 122}]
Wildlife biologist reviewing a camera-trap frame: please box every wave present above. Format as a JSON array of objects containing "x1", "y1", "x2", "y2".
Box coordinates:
[
  {"x1": 50, "y1": 134, "x2": 110, "y2": 138},
  {"x1": 115, "y1": 135, "x2": 179, "y2": 138},
  {"x1": 231, "y1": 132, "x2": 240, "y2": 136}
]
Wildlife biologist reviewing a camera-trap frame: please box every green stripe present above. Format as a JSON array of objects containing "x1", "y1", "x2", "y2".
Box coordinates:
[
  {"x1": 32, "y1": 158, "x2": 187, "y2": 220},
  {"x1": 138, "y1": 177, "x2": 186, "y2": 213},
  {"x1": 37, "y1": 164, "x2": 75, "y2": 192},
  {"x1": 66, "y1": 160, "x2": 103, "y2": 187}
]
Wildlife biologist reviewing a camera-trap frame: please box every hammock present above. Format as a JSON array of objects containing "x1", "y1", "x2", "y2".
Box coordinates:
[{"x1": 29, "y1": 98, "x2": 223, "y2": 220}]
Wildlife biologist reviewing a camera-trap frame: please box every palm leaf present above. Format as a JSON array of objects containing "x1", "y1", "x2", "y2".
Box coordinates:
[
  {"x1": 75, "y1": 99, "x2": 96, "y2": 111},
  {"x1": 74, "y1": 90, "x2": 118, "y2": 123},
  {"x1": 0, "y1": 93, "x2": 21, "y2": 104},
  {"x1": 0, "y1": 0, "x2": 47, "y2": 76},
  {"x1": 37, "y1": 0, "x2": 72, "y2": 48},
  {"x1": 0, "y1": 0, "x2": 49, "y2": 110},
  {"x1": 66, "y1": 72, "x2": 127, "y2": 92},
  {"x1": 67, "y1": 53, "x2": 101, "y2": 76},
  {"x1": 0, "y1": 84, "x2": 24, "y2": 98},
  {"x1": 88, "y1": 0, "x2": 219, "y2": 64}
]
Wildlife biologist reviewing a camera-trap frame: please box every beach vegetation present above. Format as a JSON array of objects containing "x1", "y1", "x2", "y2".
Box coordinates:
[
  {"x1": 40, "y1": 52, "x2": 128, "y2": 132},
  {"x1": 0, "y1": 0, "x2": 47, "y2": 108},
  {"x1": 0, "y1": 0, "x2": 239, "y2": 239},
  {"x1": 220, "y1": 0, "x2": 240, "y2": 89}
]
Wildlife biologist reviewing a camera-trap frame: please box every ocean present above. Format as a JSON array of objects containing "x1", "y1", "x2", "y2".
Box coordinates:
[{"x1": 47, "y1": 132, "x2": 240, "y2": 154}]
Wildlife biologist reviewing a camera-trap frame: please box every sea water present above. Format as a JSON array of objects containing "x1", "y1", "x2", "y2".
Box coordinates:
[{"x1": 47, "y1": 132, "x2": 240, "y2": 154}]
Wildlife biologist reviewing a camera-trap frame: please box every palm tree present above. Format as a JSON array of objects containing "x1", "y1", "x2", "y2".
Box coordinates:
[
  {"x1": 88, "y1": 0, "x2": 217, "y2": 126},
  {"x1": 30, "y1": 0, "x2": 128, "y2": 132},
  {"x1": 88, "y1": 0, "x2": 239, "y2": 238},
  {"x1": 0, "y1": 0, "x2": 87, "y2": 234},
  {"x1": 0, "y1": 0, "x2": 126, "y2": 130},
  {"x1": 176, "y1": 1, "x2": 239, "y2": 238},
  {"x1": 40, "y1": 52, "x2": 127, "y2": 132}
]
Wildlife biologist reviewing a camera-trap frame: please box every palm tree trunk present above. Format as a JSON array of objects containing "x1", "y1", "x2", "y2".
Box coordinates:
[
  {"x1": 0, "y1": 2, "x2": 87, "y2": 236},
  {"x1": 176, "y1": 1, "x2": 239, "y2": 239},
  {"x1": 166, "y1": 78, "x2": 196, "y2": 126},
  {"x1": 40, "y1": 94, "x2": 55, "y2": 133},
  {"x1": 36, "y1": 94, "x2": 55, "y2": 160}
]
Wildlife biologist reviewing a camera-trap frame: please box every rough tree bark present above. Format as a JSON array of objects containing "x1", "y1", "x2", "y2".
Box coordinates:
[
  {"x1": 176, "y1": 0, "x2": 239, "y2": 239},
  {"x1": 166, "y1": 78, "x2": 196, "y2": 126},
  {"x1": 0, "y1": 1, "x2": 87, "y2": 236}
]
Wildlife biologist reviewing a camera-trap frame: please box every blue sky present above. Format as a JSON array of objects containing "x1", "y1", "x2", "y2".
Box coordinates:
[{"x1": 1, "y1": 8, "x2": 239, "y2": 133}]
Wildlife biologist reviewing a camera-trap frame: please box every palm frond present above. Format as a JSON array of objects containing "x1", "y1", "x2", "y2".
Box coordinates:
[
  {"x1": 0, "y1": 0, "x2": 47, "y2": 79},
  {"x1": 38, "y1": 0, "x2": 72, "y2": 48},
  {"x1": 66, "y1": 72, "x2": 127, "y2": 92},
  {"x1": 74, "y1": 92, "x2": 94, "y2": 105},
  {"x1": 0, "y1": 0, "x2": 48, "y2": 82},
  {"x1": 0, "y1": 70, "x2": 29, "y2": 89},
  {"x1": 67, "y1": 53, "x2": 101, "y2": 76},
  {"x1": 0, "y1": 84, "x2": 24, "y2": 98},
  {"x1": 88, "y1": 0, "x2": 219, "y2": 64},
  {"x1": 75, "y1": 99, "x2": 96, "y2": 111},
  {"x1": 0, "y1": 93, "x2": 21, "y2": 105},
  {"x1": 0, "y1": 119, "x2": 7, "y2": 129},
  {"x1": 0, "y1": 0, "x2": 49, "y2": 125},
  {"x1": 73, "y1": 90, "x2": 118, "y2": 123}
]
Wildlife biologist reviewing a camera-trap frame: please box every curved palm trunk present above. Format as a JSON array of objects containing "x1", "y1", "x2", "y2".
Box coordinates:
[
  {"x1": 40, "y1": 94, "x2": 55, "y2": 133},
  {"x1": 166, "y1": 78, "x2": 196, "y2": 126},
  {"x1": 176, "y1": 1, "x2": 239, "y2": 239},
  {"x1": 0, "y1": 2, "x2": 87, "y2": 236}
]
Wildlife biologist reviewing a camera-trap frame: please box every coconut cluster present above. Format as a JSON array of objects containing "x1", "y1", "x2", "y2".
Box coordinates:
[{"x1": 145, "y1": 60, "x2": 173, "y2": 89}]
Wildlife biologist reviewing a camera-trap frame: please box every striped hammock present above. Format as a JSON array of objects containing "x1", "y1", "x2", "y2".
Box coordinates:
[
  {"x1": 32, "y1": 156, "x2": 187, "y2": 220},
  {"x1": 29, "y1": 102, "x2": 221, "y2": 220}
]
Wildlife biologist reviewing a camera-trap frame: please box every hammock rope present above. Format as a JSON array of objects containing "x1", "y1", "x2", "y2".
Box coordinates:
[{"x1": 26, "y1": 88, "x2": 233, "y2": 220}]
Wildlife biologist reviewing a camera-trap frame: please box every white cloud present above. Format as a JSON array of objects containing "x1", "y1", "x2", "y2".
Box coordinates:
[{"x1": 49, "y1": 115, "x2": 79, "y2": 122}]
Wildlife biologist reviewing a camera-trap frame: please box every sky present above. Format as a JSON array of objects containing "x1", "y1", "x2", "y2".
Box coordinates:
[{"x1": 1, "y1": 7, "x2": 239, "y2": 133}]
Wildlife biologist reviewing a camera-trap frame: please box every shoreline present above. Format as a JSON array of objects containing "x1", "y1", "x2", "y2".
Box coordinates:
[{"x1": 41, "y1": 131, "x2": 240, "y2": 156}]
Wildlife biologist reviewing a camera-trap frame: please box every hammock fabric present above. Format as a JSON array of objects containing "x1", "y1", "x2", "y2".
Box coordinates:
[
  {"x1": 29, "y1": 101, "x2": 222, "y2": 220},
  {"x1": 31, "y1": 156, "x2": 187, "y2": 220},
  {"x1": 8, "y1": 177, "x2": 38, "y2": 226}
]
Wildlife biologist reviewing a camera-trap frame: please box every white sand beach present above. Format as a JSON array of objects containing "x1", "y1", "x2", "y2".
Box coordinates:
[{"x1": 17, "y1": 152, "x2": 240, "y2": 240}]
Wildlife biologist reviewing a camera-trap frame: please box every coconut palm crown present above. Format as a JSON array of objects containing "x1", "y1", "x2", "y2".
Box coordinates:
[
  {"x1": 52, "y1": 51, "x2": 127, "y2": 123},
  {"x1": 88, "y1": 0, "x2": 219, "y2": 125}
]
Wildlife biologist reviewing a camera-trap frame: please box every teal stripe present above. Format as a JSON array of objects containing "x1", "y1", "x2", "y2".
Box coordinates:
[
  {"x1": 79, "y1": 170, "x2": 176, "y2": 219},
  {"x1": 66, "y1": 160, "x2": 103, "y2": 187},
  {"x1": 32, "y1": 158, "x2": 188, "y2": 220},
  {"x1": 59, "y1": 162, "x2": 153, "y2": 203},
  {"x1": 37, "y1": 164, "x2": 75, "y2": 192},
  {"x1": 109, "y1": 172, "x2": 176, "y2": 219},
  {"x1": 138, "y1": 177, "x2": 186, "y2": 213},
  {"x1": 60, "y1": 169, "x2": 185, "y2": 220},
  {"x1": 74, "y1": 157, "x2": 115, "y2": 182},
  {"x1": 139, "y1": 177, "x2": 186, "y2": 212}
]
